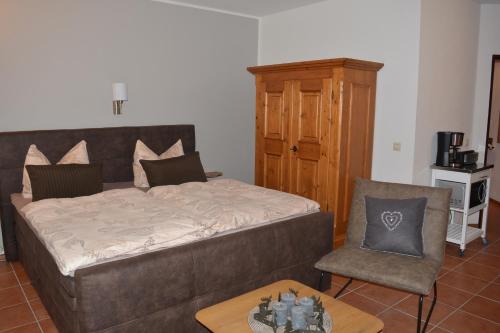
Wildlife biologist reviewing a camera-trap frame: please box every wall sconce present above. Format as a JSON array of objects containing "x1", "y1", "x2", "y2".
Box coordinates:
[{"x1": 112, "y1": 83, "x2": 128, "y2": 115}]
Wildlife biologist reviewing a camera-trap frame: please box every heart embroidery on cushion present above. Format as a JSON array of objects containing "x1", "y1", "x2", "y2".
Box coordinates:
[{"x1": 380, "y1": 211, "x2": 403, "y2": 231}]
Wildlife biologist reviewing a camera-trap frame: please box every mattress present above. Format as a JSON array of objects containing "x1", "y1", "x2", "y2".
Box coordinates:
[{"x1": 16, "y1": 179, "x2": 320, "y2": 276}]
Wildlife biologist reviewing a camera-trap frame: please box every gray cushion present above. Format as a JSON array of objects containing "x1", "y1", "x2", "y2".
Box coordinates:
[{"x1": 362, "y1": 196, "x2": 427, "y2": 257}]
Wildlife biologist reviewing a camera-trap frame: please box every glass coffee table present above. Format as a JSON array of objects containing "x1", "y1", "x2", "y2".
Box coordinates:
[{"x1": 196, "y1": 279, "x2": 384, "y2": 333}]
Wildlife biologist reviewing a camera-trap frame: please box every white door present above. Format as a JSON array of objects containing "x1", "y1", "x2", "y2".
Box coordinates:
[{"x1": 487, "y1": 60, "x2": 500, "y2": 201}]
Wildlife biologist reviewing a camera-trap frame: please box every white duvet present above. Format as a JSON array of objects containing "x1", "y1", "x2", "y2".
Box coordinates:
[{"x1": 21, "y1": 179, "x2": 319, "y2": 276}]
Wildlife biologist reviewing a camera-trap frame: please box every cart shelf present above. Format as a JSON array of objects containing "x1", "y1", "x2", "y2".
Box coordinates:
[{"x1": 446, "y1": 223, "x2": 483, "y2": 245}]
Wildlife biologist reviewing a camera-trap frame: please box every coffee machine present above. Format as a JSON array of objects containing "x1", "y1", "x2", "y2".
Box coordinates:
[{"x1": 436, "y1": 131, "x2": 464, "y2": 167}]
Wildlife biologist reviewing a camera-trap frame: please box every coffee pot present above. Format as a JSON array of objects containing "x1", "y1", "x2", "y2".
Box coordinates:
[{"x1": 436, "y1": 132, "x2": 464, "y2": 167}]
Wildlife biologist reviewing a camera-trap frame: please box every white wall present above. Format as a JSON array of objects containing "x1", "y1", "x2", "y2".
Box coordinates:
[
  {"x1": 413, "y1": 0, "x2": 480, "y2": 185},
  {"x1": 259, "y1": 0, "x2": 421, "y2": 183},
  {"x1": 0, "y1": 0, "x2": 258, "y2": 183},
  {"x1": 471, "y1": 4, "x2": 500, "y2": 161}
]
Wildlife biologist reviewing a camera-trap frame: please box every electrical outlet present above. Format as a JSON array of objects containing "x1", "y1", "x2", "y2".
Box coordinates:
[{"x1": 393, "y1": 142, "x2": 401, "y2": 152}]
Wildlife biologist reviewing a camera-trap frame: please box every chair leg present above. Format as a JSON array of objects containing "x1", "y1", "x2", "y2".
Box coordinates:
[
  {"x1": 318, "y1": 271, "x2": 324, "y2": 290},
  {"x1": 417, "y1": 281, "x2": 437, "y2": 333},
  {"x1": 417, "y1": 295, "x2": 423, "y2": 333},
  {"x1": 334, "y1": 278, "x2": 352, "y2": 298}
]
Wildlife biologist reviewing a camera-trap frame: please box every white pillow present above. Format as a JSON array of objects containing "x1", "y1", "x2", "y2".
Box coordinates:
[
  {"x1": 22, "y1": 140, "x2": 89, "y2": 197},
  {"x1": 133, "y1": 139, "x2": 184, "y2": 187}
]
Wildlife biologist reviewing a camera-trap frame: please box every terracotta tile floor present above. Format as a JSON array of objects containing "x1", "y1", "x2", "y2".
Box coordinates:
[{"x1": 0, "y1": 201, "x2": 499, "y2": 332}]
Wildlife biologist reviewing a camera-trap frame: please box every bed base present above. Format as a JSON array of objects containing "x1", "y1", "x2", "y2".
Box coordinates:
[{"x1": 15, "y1": 210, "x2": 333, "y2": 332}]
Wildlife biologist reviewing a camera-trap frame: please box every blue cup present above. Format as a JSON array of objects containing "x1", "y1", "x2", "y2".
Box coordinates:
[
  {"x1": 299, "y1": 297, "x2": 314, "y2": 317},
  {"x1": 291, "y1": 305, "x2": 307, "y2": 330},
  {"x1": 281, "y1": 293, "x2": 296, "y2": 316},
  {"x1": 272, "y1": 301, "x2": 288, "y2": 326}
]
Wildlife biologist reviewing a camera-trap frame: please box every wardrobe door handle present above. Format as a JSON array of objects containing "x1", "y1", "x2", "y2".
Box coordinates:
[{"x1": 290, "y1": 145, "x2": 298, "y2": 152}]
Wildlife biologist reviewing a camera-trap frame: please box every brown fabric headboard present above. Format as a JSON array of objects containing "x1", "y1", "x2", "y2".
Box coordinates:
[{"x1": 0, "y1": 125, "x2": 195, "y2": 260}]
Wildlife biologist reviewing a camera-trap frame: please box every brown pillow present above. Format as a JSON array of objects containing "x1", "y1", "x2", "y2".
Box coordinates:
[
  {"x1": 26, "y1": 164, "x2": 103, "y2": 201},
  {"x1": 140, "y1": 152, "x2": 207, "y2": 187}
]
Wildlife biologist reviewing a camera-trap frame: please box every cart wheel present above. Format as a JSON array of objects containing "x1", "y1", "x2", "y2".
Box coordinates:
[
  {"x1": 458, "y1": 249, "x2": 465, "y2": 257},
  {"x1": 481, "y1": 238, "x2": 489, "y2": 246}
]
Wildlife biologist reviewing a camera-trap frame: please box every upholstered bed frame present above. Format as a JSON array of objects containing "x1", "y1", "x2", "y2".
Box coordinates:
[
  {"x1": 0, "y1": 125, "x2": 333, "y2": 332},
  {"x1": 0, "y1": 125, "x2": 196, "y2": 260}
]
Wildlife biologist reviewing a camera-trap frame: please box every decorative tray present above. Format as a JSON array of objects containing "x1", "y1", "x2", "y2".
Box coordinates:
[{"x1": 247, "y1": 305, "x2": 333, "y2": 333}]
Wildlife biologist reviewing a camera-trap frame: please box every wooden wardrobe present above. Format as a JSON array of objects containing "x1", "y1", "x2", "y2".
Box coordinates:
[{"x1": 247, "y1": 58, "x2": 383, "y2": 245}]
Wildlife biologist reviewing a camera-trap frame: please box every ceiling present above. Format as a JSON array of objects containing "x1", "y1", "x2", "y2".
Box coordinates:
[{"x1": 153, "y1": 0, "x2": 328, "y2": 18}]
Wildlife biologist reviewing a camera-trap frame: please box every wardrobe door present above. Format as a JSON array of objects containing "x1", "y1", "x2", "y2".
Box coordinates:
[
  {"x1": 335, "y1": 69, "x2": 378, "y2": 240},
  {"x1": 289, "y1": 78, "x2": 332, "y2": 209},
  {"x1": 255, "y1": 79, "x2": 292, "y2": 192}
]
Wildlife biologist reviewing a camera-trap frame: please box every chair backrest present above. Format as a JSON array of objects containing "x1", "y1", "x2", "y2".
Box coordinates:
[{"x1": 346, "y1": 178, "x2": 451, "y2": 263}]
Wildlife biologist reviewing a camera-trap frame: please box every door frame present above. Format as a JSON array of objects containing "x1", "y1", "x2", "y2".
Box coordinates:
[{"x1": 484, "y1": 54, "x2": 500, "y2": 164}]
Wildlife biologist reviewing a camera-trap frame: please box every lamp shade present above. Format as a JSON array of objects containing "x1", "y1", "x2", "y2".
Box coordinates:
[{"x1": 112, "y1": 83, "x2": 128, "y2": 101}]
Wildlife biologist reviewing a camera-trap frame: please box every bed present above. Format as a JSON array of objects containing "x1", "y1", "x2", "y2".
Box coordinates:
[{"x1": 0, "y1": 125, "x2": 333, "y2": 333}]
